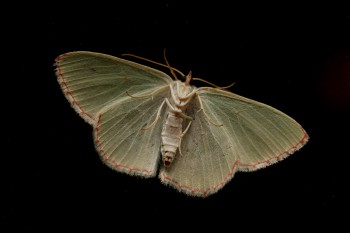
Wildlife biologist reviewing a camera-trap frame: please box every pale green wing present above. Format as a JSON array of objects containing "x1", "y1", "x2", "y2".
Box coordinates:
[
  {"x1": 160, "y1": 88, "x2": 308, "y2": 197},
  {"x1": 55, "y1": 51, "x2": 172, "y2": 125},
  {"x1": 94, "y1": 85, "x2": 170, "y2": 177}
]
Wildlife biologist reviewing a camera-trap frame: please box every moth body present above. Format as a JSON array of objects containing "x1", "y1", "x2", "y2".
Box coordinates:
[{"x1": 160, "y1": 74, "x2": 196, "y2": 167}]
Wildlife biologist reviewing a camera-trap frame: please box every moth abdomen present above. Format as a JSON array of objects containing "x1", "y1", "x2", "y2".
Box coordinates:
[{"x1": 161, "y1": 111, "x2": 184, "y2": 167}]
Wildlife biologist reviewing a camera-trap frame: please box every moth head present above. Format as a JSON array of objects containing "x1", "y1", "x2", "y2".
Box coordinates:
[{"x1": 177, "y1": 72, "x2": 196, "y2": 100}]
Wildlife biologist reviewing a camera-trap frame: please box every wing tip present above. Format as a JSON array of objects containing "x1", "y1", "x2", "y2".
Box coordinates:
[
  {"x1": 238, "y1": 128, "x2": 309, "y2": 172},
  {"x1": 55, "y1": 54, "x2": 96, "y2": 125}
]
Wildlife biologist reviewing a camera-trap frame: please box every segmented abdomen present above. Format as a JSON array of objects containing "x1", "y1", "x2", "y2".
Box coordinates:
[{"x1": 161, "y1": 111, "x2": 183, "y2": 166}]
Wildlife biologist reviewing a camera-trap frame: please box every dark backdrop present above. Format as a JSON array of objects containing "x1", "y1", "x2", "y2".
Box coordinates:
[{"x1": 3, "y1": 2, "x2": 349, "y2": 231}]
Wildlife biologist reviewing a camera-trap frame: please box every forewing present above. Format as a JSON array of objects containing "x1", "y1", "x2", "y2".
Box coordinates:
[
  {"x1": 160, "y1": 88, "x2": 308, "y2": 197},
  {"x1": 94, "y1": 86, "x2": 170, "y2": 177},
  {"x1": 55, "y1": 51, "x2": 172, "y2": 124}
]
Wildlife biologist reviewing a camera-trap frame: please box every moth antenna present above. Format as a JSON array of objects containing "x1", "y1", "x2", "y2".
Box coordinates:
[
  {"x1": 193, "y1": 77, "x2": 235, "y2": 89},
  {"x1": 122, "y1": 52, "x2": 185, "y2": 78},
  {"x1": 163, "y1": 48, "x2": 178, "y2": 80},
  {"x1": 141, "y1": 99, "x2": 166, "y2": 130}
]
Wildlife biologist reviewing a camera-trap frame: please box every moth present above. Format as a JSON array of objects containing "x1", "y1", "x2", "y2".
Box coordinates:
[{"x1": 55, "y1": 51, "x2": 308, "y2": 197}]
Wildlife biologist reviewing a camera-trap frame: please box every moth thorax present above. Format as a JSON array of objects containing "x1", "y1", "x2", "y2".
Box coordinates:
[
  {"x1": 162, "y1": 151, "x2": 175, "y2": 167},
  {"x1": 177, "y1": 82, "x2": 193, "y2": 99}
]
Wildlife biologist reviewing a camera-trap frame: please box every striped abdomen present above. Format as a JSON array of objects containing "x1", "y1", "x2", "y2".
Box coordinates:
[{"x1": 161, "y1": 111, "x2": 183, "y2": 167}]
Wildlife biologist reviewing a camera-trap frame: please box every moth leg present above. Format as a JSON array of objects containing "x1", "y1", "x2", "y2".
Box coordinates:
[
  {"x1": 196, "y1": 95, "x2": 223, "y2": 127},
  {"x1": 142, "y1": 99, "x2": 166, "y2": 130},
  {"x1": 178, "y1": 121, "x2": 192, "y2": 157},
  {"x1": 182, "y1": 120, "x2": 192, "y2": 136},
  {"x1": 164, "y1": 98, "x2": 178, "y2": 111},
  {"x1": 126, "y1": 85, "x2": 168, "y2": 99},
  {"x1": 165, "y1": 98, "x2": 193, "y2": 120},
  {"x1": 178, "y1": 112, "x2": 193, "y2": 120}
]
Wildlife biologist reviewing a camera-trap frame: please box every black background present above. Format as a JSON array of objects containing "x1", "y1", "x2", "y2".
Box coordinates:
[{"x1": 3, "y1": 2, "x2": 349, "y2": 231}]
